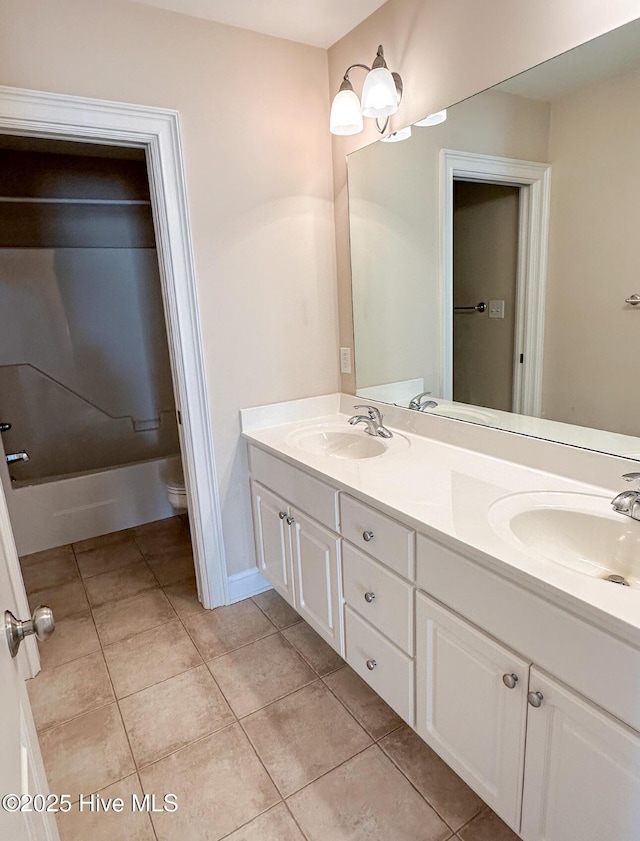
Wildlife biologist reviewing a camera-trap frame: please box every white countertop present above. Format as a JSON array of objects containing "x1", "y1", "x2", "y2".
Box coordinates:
[{"x1": 241, "y1": 394, "x2": 640, "y2": 647}]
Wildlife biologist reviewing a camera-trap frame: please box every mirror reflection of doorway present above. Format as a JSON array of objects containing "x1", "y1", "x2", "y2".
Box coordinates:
[{"x1": 452, "y1": 180, "x2": 520, "y2": 412}]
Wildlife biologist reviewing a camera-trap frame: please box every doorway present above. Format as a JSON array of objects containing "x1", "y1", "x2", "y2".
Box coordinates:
[
  {"x1": 0, "y1": 86, "x2": 228, "y2": 618},
  {"x1": 452, "y1": 181, "x2": 520, "y2": 412},
  {"x1": 439, "y1": 149, "x2": 552, "y2": 417}
]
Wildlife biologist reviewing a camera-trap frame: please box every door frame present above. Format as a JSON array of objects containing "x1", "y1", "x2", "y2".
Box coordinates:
[
  {"x1": 440, "y1": 149, "x2": 551, "y2": 415},
  {"x1": 0, "y1": 85, "x2": 229, "y2": 625}
]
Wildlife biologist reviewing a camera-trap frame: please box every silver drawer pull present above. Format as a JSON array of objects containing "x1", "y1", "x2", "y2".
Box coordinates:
[
  {"x1": 286, "y1": 515, "x2": 295, "y2": 525},
  {"x1": 502, "y1": 673, "x2": 518, "y2": 689},
  {"x1": 278, "y1": 511, "x2": 287, "y2": 519},
  {"x1": 366, "y1": 658, "x2": 377, "y2": 671},
  {"x1": 364, "y1": 591, "x2": 376, "y2": 603},
  {"x1": 527, "y1": 690, "x2": 544, "y2": 708},
  {"x1": 362, "y1": 530, "x2": 374, "y2": 542}
]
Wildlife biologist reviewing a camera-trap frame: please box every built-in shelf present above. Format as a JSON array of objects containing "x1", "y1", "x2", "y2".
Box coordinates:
[{"x1": 0, "y1": 196, "x2": 150, "y2": 205}]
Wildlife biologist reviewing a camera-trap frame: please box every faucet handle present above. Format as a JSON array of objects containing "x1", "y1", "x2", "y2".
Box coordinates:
[{"x1": 353, "y1": 404, "x2": 382, "y2": 422}]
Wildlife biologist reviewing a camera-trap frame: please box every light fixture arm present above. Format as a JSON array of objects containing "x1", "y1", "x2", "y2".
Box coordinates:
[{"x1": 337, "y1": 47, "x2": 403, "y2": 134}]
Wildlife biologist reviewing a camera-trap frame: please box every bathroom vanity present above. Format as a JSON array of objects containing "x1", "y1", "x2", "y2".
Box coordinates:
[{"x1": 241, "y1": 394, "x2": 640, "y2": 841}]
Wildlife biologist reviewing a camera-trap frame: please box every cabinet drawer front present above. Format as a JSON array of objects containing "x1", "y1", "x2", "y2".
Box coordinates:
[
  {"x1": 340, "y1": 494, "x2": 414, "y2": 579},
  {"x1": 249, "y1": 446, "x2": 339, "y2": 530},
  {"x1": 344, "y1": 606, "x2": 414, "y2": 726},
  {"x1": 343, "y1": 543, "x2": 414, "y2": 654},
  {"x1": 416, "y1": 592, "x2": 528, "y2": 830}
]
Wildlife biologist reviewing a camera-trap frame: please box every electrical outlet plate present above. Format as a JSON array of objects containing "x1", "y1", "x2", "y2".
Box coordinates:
[{"x1": 340, "y1": 347, "x2": 352, "y2": 374}]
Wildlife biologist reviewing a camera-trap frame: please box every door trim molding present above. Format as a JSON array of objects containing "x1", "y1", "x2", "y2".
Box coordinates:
[
  {"x1": 439, "y1": 149, "x2": 551, "y2": 415},
  {"x1": 0, "y1": 85, "x2": 229, "y2": 616}
]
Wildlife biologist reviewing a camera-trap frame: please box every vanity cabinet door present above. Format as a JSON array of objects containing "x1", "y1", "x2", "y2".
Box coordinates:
[
  {"x1": 521, "y1": 668, "x2": 640, "y2": 841},
  {"x1": 290, "y1": 508, "x2": 343, "y2": 655},
  {"x1": 416, "y1": 592, "x2": 529, "y2": 831},
  {"x1": 251, "y1": 481, "x2": 293, "y2": 602}
]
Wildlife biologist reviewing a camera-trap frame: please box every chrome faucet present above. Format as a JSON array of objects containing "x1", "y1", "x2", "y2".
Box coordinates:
[
  {"x1": 409, "y1": 391, "x2": 438, "y2": 411},
  {"x1": 348, "y1": 405, "x2": 393, "y2": 438},
  {"x1": 611, "y1": 473, "x2": 640, "y2": 521}
]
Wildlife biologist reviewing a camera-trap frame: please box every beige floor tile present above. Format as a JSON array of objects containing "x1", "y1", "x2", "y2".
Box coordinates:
[
  {"x1": 380, "y1": 725, "x2": 484, "y2": 830},
  {"x1": 93, "y1": 589, "x2": 177, "y2": 646},
  {"x1": 145, "y1": 545, "x2": 195, "y2": 586},
  {"x1": 135, "y1": 520, "x2": 190, "y2": 558},
  {"x1": 133, "y1": 516, "x2": 183, "y2": 536},
  {"x1": 457, "y1": 807, "x2": 520, "y2": 841},
  {"x1": 163, "y1": 578, "x2": 206, "y2": 619},
  {"x1": 55, "y1": 773, "x2": 155, "y2": 841},
  {"x1": 39, "y1": 611, "x2": 100, "y2": 671},
  {"x1": 21, "y1": 553, "x2": 79, "y2": 595},
  {"x1": 287, "y1": 745, "x2": 451, "y2": 841},
  {"x1": 27, "y1": 578, "x2": 90, "y2": 620},
  {"x1": 104, "y1": 619, "x2": 202, "y2": 698},
  {"x1": 208, "y1": 633, "x2": 315, "y2": 718},
  {"x1": 242, "y1": 681, "x2": 371, "y2": 797},
  {"x1": 324, "y1": 665, "x2": 403, "y2": 740},
  {"x1": 139, "y1": 724, "x2": 279, "y2": 841},
  {"x1": 40, "y1": 704, "x2": 135, "y2": 801},
  {"x1": 120, "y1": 665, "x2": 235, "y2": 767},
  {"x1": 282, "y1": 621, "x2": 344, "y2": 676},
  {"x1": 224, "y1": 803, "x2": 305, "y2": 841},
  {"x1": 27, "y1": 652, "x2": 114, "y2": 732},
  {"x1": 84, "y1": 560, "x2": 158, "y2": 607},
  {"x1": 252, "y1": 590, "x2": 301, "y2": 629},
  {"x1": 183, "y1": 600, "x2": 276, "y2": 660},
  {"x1": 76, "y1": 541, "x2": 144, "y2": 579},
  {"x1": 72, "y1": 529, "x2": 135, "y2": 554},
  {"x1": 21, "y1": 544, "x2": 74, "y2": 568}
]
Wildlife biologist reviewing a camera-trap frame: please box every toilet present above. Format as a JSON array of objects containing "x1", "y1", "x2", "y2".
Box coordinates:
[{"x1": 163, "y1": 456, "x2": 188, "y2": 512}]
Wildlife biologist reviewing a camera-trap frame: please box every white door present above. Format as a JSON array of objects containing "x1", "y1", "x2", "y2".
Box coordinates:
[
  {"x1": 290, "y1": 509, "x2": 342, "y2": 654},
  {"x1": 250, "y1": 481, "x2": 293, "y2": 603},
  {"x1": 415, "y1": 592, "x2": 529, "y2": 831},
  {"x1": 521, "y1": 668, "x2": 640, "y2": 841},
  {"x1": 0, "y1": 475, "x2": 59, "y2": 839}
]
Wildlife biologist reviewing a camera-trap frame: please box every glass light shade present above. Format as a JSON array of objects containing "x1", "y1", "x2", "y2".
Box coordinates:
[
  {"x1": 414, "y1": 109, "x2": 447, "y2": 127},
  {"x1": 381, "y1": 126, "x2": 412, "y2": 143},
  {"x1": 330, "y1": 88, "x2": 364, "y2": 135},
  {"x1": 361, "y1": 66, "x2": 399, "y2": 118}
]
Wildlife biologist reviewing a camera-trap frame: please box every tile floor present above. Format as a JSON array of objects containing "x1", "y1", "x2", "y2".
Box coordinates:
[{"x1": 22, "y1": 517, "x2": 519, "y2": 841}]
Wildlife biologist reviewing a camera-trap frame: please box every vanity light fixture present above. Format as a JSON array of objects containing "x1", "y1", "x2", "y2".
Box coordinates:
[
  {"x1": 380, "y1": 126, "x2": 412, "y2": 143},
  {"x1": 414, "y1": 109, "x2": 447, "y2": 127},
  {"x1": 330, "y1": 45, "x2": 403, "y2": 136}
]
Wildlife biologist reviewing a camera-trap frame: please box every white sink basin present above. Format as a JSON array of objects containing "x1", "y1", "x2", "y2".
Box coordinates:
[
  {"x1": 286, "y1": 425, "x2": 408, "y2": 460},
  {"x1": 489, "y1": 491, "x2": 640, "y2": 587}
]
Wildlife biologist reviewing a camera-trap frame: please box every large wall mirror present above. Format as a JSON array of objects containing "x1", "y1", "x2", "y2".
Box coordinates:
[{"x1": 348, "y1": 18, "x2": 640, "y2": 458}]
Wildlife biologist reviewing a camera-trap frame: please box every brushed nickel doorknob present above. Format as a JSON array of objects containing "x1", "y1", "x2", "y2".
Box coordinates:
[
  {"x1": 502, "y1": 673, "x2": 518, "y2": 689},
  {"x1": 364, "y1": 591, "x2": 376, "y2": 603},
  {"x1": 362, "y1": 530, "x2": 374, "y2": 542},
  {"x1": 366, "y1": 658, "x2": 377, "y2": 671},
  {"x1": 5, "y1": 606, "x2": 55, "y2": 658},
  {"x1": 286, "y1": 515, "x2": 295, "y2": 525},
  {"x1": 278, "y1": 511, "x2": 287, "y2": 519},
  {"x1": 527, "y1": 690, "x2": 544, "y2": 708}
]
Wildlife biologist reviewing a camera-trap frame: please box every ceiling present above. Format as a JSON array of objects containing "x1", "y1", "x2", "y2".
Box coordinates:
[{"x1": 127, "y1": 0, "x2": 388, "y2": 48}]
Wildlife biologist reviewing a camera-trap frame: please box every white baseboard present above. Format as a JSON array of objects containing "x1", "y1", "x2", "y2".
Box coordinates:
[{"x1": 227, "y1": 567, "x2": 271, "y2": 604}]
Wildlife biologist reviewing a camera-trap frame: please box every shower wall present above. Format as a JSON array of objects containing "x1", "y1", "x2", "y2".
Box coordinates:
[
  {"x1": 0, "y1": 147, "x2": 180, "y2": 483},
  {"x1": 0, "y1": 144, "x2": 180, "y2": 553}
]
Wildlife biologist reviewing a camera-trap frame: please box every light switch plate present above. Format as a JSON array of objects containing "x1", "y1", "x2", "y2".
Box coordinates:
[
  {"x1": 340, "y1": 347, "x2": 352, "y2": 374},
  {"x1": 489, "y1": 300, "x2": 505, "y2": 319}
]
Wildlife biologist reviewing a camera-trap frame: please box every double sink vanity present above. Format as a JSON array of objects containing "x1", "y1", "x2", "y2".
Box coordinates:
[{"x1": 241, "y1": 392, "x2": 640, "y2": 841}]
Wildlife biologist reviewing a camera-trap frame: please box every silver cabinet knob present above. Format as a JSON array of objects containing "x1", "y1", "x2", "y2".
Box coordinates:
[
  {"x1": 362, "y1": 530, "x2": 374, "y2": 542},
  {"x1": 286, "y1": 515, "x2": 295, "y2": 525},
  {"x1": 5, "y1": 606, "x2": 55, "y2": 658},
  {"x1": 0, "y1": 422, "x2": 11, "y2": 432},
  {"x1": 364, "y1": 591, "x2": 376, "y2": 603},
  {"x1": 502, "y1": 673, "x2": 518, "y2": 689},
  {"x1": 366, "y1": 658, "x2": 377, "y2": 671},
  {"x1": 527, "y1": 691, "x2": 544, "y2": 708},
  {"x1": 278, "y1": 511, "x2": 287, "y2": 519}
]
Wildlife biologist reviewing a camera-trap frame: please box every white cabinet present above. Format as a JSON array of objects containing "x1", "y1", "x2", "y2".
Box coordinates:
[
  {"x1": 521, "y1": 669, "x2": 640, "y2": 841},
  {"x1": 250, "y1": 478, "x2": 343, "y2": 654},
  {"x1": 416, "y1": 592, "x2": 529, "y2": 829},
  {"x1": 290, "y1": 508, "x2": 342, "y2": 653}
]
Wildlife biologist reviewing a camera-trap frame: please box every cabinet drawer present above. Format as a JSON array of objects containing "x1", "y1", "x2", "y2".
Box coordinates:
[
  {"x1": 340, "y1": 494, "x2": 414, "y2": 579},
  {"x1": 343, "y1": 543, "x2": 414, "y2": 654},
  {"x1": 249, "y1": 446, "x2": 339, "y2": 531},
  {"x1": 344, "y1": 605, "x2": 414, "y2": 725}
]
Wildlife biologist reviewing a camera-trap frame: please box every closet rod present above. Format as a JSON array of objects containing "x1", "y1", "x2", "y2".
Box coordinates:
[{"x1": 0, "y1": 197, "x2": 150, "y2": 206}]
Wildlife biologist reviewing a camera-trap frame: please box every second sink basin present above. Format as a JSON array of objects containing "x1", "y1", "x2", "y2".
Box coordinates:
[
  {"x1": 489, "y1": 491, "x2": 640, "y2": 587},
  {"x1": 286, "y1": 424, "x2": 409, "y2": 460}
]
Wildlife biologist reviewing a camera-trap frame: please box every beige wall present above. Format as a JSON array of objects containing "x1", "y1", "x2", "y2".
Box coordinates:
[
  {"x1": 330, "y1": 0, "x2": 640, "y2": 394},
  {"x1": 542, "y1": 65, "x2": 640, "y2": 436},
  {"x1": 0, "y1": 0, "x2": 339, "y2": 577}
]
